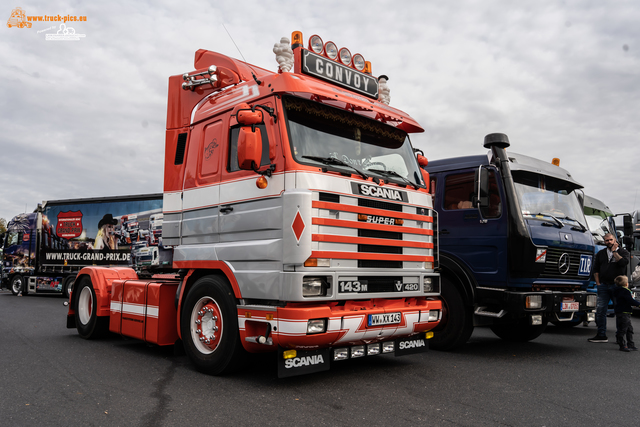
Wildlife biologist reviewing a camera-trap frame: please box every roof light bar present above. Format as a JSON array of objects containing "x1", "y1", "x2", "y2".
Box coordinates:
[
  {"x1": 338, "y1": 47, "x2": 352, "y2": 66},
  {"x1": 324, "y1": 41, "x2": 338, "y2": 60},
  {"x1": 352, "y1": 53, "x2": 365, "y2": 71},
  {"x1": 309, "y1": 35, "x2": 324, "y2": 54}
]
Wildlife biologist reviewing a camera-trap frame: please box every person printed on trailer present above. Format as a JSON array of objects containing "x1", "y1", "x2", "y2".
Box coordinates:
[{"x1": 93, "y1": 214, "x2": 118, "y2": 250}]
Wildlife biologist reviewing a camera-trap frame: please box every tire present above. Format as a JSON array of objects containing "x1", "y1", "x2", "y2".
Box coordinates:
[
  {"x1": 490, "y1": 317, "x2": 548, "y2": 342},
  {"x1": 10, "y1": 275, "x2": 23, "y2": 296},
  {"x1": 181, "y1": 275, "x2": 245, "y2": 375},
  {"x1": 62, "y1": 276, "x2": 75, "y2": 299},
  {"x1": 429, "y1": 276, "x2": 474, "y2": 351},
  {"x1": 74, "y1": 277, "x2": 108, "y2": 339}
]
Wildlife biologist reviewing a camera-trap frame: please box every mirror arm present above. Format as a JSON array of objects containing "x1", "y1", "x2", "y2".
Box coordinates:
[
  {"x1": 252, "y1": 162, "x2": 276, "y2": 178},
  {"x1": 255, "y1": 105, "x2": 277, "y2": 123}
]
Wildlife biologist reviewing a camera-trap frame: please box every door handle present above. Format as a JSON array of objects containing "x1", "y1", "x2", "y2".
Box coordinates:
[
  {"x1": 440, "y1": 229, "x2": 450, "y2": 235},
  {"x1": 220, "y1": 205, "x2": 233, "y2": 214}
]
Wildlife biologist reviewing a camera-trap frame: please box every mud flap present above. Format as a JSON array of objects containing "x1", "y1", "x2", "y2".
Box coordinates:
[
  {"x1": 394, "y1": 335, "x2": 429, "y2": 356},
  {"x1": 277, "y1": 347, "x2": 330, "y2": 378}
]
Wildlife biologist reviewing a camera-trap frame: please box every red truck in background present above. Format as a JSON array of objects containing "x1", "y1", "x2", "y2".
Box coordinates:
[{"x1": 67, "y1": 31, "x2": 441, "y2": 377}]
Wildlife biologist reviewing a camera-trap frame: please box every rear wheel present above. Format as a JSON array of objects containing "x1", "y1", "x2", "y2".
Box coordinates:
[
  {"x1": 74, "y1": 277, "x2": 108, "y2": 339},
  {"x1": 430, "y1": 277, "x2": 474, "y2": 351},
  {"x1": 181, "y1": 275, "x2": 245, "y2": 375},
  {"x1": 62, "y1": 276, "x2": 75, "y2": 299},
  {"x1": 10, "y1": 275, "x2": 23, "y2": 296},
  {"x1": 490, "y1": 317, "x2": 548, "y2": 342}
]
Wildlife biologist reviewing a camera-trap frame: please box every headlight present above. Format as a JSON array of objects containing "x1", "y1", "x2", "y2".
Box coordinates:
[
  {"x1": 382, "y1": 342, "x2": 395, "y2": 353},
  {"x1": 333, "y1": 348, "x2": 348, "y2": 361},
  {"x1": 309, "y1": 34, "x2": 324, "y2": 54},
  {"x1": 428, "y1": 310, "x2": 440, "y2": 322},
  {"x1": 307, "y1": 318, "x2": 327, "y2": 334},
  {"x1": 324, "y1": 41, "x2": 338, "y2": 60},
  {"x1": 526, "y1": 295, "x2": 542, "y2": 309},
  {"x1": 351, "y1": 346, "x2": 365, "y2": 358},
  {"x1": 352, "y1": 53, "x2": 365, "y2": 71},
  {"x1": 423, "y1": 276, "x2": 439, "y2": 293},
  {"x1": 303, "y1": 277, "x2": 328, "y2": 297},
  {"x1": 586, "y1": 294, "x2": 597, "y2": 307},
  {"x1": 338, "y1": 47, "x2": 352, "y2": 66},
  {"x1": 367, "y1": 343, "x2": 380, "y2": 356},
  {"x1": 424, "y1": 277, "x2": 433, "y2": 292}
]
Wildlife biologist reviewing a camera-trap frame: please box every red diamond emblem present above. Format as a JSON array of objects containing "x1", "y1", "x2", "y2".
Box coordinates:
[{"x1": 292, "y1": 210, "x2": 305, "y2": 242}]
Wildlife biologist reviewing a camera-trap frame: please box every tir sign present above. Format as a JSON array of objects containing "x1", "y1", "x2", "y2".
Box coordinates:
[{"x1": 301, "y1": 50, "x2": 379, "y2": 99}]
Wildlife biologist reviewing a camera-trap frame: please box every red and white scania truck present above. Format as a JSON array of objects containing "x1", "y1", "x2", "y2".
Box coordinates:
[{"x1": 67, "y1": 31, "x2": 441, "y2": 377}]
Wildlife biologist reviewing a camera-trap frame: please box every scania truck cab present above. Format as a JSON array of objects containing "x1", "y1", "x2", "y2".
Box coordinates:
[
  {"x1": 66, "y1": 32, "x2": 442, "y2": 377},
  {"x1": 425, "y1": 133, "x2": 596, "y2": 349}
]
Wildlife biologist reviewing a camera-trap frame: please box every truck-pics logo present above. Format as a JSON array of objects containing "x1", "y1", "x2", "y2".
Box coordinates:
[
  {"x1": 56, "y1": 211, "x2": 83, "y2": 239},
  {"x1": 7, "y1": 7, "x2": 87, "y2": 41},
  {"x1": 7, "y1": 7, "x2": 31, "y2": 28}
]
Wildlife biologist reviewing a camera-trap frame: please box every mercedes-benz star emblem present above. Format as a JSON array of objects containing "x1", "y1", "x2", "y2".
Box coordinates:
[{"x1": 558, "y1": 253, "x2": 570, "y2": 274}]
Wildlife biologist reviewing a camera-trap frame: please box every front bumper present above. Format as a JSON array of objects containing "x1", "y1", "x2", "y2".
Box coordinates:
[
  {"x1": 238, "y1": 297, "x2": 442, "y2": 352},
  {"x1": 476, "y1": 288, "x2": 594, "y2": 314}
]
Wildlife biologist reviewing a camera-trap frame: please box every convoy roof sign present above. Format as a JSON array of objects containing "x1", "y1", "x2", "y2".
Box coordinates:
[{"x1": 301, "y1": 49, "x2": 378, "y2": 99}]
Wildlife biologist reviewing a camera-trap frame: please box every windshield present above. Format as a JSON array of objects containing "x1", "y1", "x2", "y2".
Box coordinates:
[
  {"x1": 513, "y1": 171, "x2": 585, "y2": 227},
  {"x1": 585, "y1": 215, "x2": 614, "y2": 244},
  {"x1": 284, "y1": 96, "x2": 424, "y2": 188}
]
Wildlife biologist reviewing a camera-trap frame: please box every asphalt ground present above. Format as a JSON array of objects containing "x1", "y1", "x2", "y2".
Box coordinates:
[{"x1": 1, "y1": 288, "x2": 639, "y2": 427}]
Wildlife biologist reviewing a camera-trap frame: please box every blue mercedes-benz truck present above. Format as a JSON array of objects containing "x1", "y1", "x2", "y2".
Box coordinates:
[{"x1": 425, "y1": 133, "x2": 596, "y2": 349}]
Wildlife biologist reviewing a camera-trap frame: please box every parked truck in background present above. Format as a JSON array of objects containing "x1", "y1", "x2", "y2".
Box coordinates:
[
  {"x1": 66, "y1": 31, "x2": 442, "y2": 377},
  {"x1": 424, "y1": 133, "x2": 597, "y2": 349},
  {"x1": 1, "y1": 194, "x2": 162, "y2": 297}
]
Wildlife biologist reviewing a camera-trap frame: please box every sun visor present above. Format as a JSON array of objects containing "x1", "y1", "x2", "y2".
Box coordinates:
[{"x1": 502, "y1": 151, "x2": 583, "y2": 189}]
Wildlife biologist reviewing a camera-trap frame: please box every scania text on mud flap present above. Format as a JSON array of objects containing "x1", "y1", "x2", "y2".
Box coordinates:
[
  {"x1": 424, "y1": 133, "x2": 596, "y2": 350},
  {"x1": 66, "y1": 31, "x2": 442, "y2": 377}
]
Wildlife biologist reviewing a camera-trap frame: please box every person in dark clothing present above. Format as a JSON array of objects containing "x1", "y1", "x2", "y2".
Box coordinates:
[
  {"x1": 613, "y1": 275, "x2": 640, "y2": 352},
  {"x1": 588, "y1": 233, "x2": 630, "y2": 343}
]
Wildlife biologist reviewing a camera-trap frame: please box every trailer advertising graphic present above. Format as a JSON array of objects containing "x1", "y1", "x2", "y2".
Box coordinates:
[
  {"x1": 1, "y1": 195, "x2": 163, "y2": 294},
  {"x1": 40, "y1": 198, "x2": 163, "y2": 267}
]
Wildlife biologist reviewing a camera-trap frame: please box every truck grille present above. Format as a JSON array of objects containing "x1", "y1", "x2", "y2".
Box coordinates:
[
  {"x1": 311, "y1": 192, "x2": 434, "y2": 269},
  {"x1": 540, "y1": 248, "x2": 592, "y2": 280}
]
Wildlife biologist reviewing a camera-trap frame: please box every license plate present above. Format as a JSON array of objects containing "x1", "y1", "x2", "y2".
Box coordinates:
[
  {"x1": 578, "y1": 254, "x2": 592, "y2": 276},
  {"x1": 368, "y1": 312, "x2": 401, "y2": 326},
  {"x1": 561, "y1": 302, "x2": 579, "y2": 312},
  {"x1": 359, "y1": 215, "x2": 397, "y2": 226}
]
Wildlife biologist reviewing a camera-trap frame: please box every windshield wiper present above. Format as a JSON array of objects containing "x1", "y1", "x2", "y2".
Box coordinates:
[
  {"x1": 367, "y1": 169, "x2": 419, "y2": 190},
  {"x1": 561, "y1": 216, "x2": 587, "y2": 232},
  {"x1": 302, "y1": 156, "x2": 368, "y2": 180},
  {"x1": 532, "y1": 212, "x2": 564, "y2": 228}
]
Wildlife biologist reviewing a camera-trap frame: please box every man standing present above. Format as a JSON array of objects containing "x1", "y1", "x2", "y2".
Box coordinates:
[{"x1": 589, "y1": 233, "x2": 630, "y2": 342}]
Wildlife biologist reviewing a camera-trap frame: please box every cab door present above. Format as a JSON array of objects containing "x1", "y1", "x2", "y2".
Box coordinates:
[
  {"x1": 218, "y1": 99, "x2": 285, "y2": 245},
  {"x1": 437, "y1": 168, "x2": 508, "y2": 286}
]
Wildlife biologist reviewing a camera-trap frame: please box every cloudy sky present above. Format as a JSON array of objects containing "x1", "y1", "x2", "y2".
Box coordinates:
[{"x1": 1, "y1": 0, "x2": 638, "y2": 223}]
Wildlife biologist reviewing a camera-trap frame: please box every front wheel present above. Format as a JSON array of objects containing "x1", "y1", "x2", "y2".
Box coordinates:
[
  {"x1": 429, "y1": 276, "x2": 474, "y2": 351},
  {"x1": 181, "y1": 275, "x2": 245, "y2": 375},
  {"x1": 490, "y1": 317, "x2": 548, "y2": 342},
  {"x1": 10, "y1": 275, "x2": 23, "y2": 296},
  {"x1": 74, "y1": 277, "x2": 108, "y2": 339}
]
